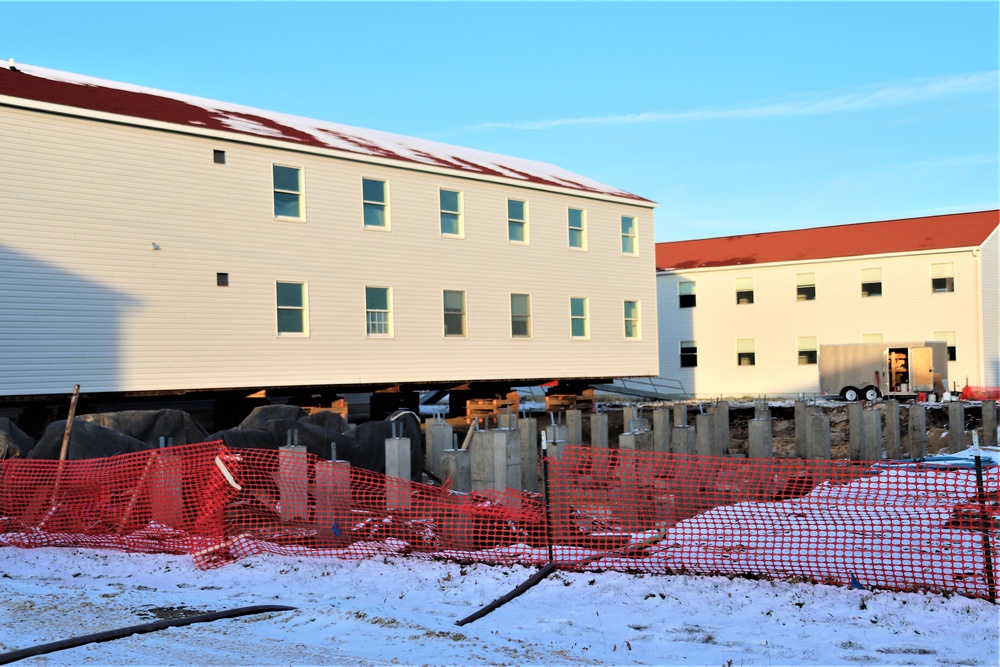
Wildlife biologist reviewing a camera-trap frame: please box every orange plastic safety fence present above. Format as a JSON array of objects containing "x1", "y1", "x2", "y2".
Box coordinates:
[
  {"x1": 959, "y1": 385, "x2": 1000, "y2": 401},
  {"x1": 1, "y1": 442, "x2": 996, "y2": 600}
]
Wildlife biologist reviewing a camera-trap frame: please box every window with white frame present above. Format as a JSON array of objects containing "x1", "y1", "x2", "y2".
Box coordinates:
[
  {"x1": 623, "y1": 300, "x2": 641, "y2": 339},
  {"x1": 736, "y1": 277, "x2": 754, "y2": 305},
  {"x1": 680, "y1": 340, "x2": 697, "y2": 368},
  {"x1": 931, "y1": 263, "x2": 954, "y2": 293},
  {"x1": 365, "y1": 286, "x2": 392, "y2": 336},
  {"x1": 570, "y1": 297, "x2": 588, "y2": 338},
  {"x1": 862, "y1": 333, "x2": 883, "y2": 343},
  {"x1": 568, "y1": 208, "x2": 586, "y2": 249},
  {"x1": 621, "y1": 215, "x2": 637, "y2": 255},
  {"x1": 363, "y1": 178, "x2": 389, "y2": 228},
  {"x1": 510, "y1": 294, "x2": 531, "y2": 337},
  {"x1": 861, "y1": 268, "x2": 882, "y2": 297},
  {"x1": 443, "y1": 290, "x2": 466, "y2": 337},
  {"x1": 440, "y1": 189, "x2": 462, "y2": 236},
  {"x1": 508, "y1": 199, "x2": 528, "y2": 243},
  {"x1": 933, "y1": 330, "x2": 957, "y2": 361},
  {"x1": 679, "y1": 281, "x2": 696, "y2": 308},
  {"x1": 797, "y1": 336, "x2": 818, "y2": 365},
  {"x1": 737, "y1": 338, "x2": 755, "y2": 366},
  {"x1": 276, "y1": 281, "x2": 307, "y2": 335},
  {"x1": 796, "y1": 273, "x2": 816, "y2": 301},
  {"x1": 273, "y1": 165, "x2": 303, "y2": 218}
]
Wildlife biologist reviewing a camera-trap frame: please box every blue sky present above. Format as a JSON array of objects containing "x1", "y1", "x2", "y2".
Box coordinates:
[{"x1": 2, "y1": 2, "x2": 996, "y2": 241}]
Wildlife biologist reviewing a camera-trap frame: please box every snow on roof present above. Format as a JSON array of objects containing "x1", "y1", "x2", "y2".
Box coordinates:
[
  {"x1": 655, "y1": 210, "x2": 1000, "y2": 270},
  {"x1": 0, "y1": 63, "x2": 650, "y2": 203}
]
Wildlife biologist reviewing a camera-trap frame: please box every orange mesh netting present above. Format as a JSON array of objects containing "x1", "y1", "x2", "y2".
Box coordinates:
[{"x1": 1, "y1": 442, "x2": 996, "y2": 600}]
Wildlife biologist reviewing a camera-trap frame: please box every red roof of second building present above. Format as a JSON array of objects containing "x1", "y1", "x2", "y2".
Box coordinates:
[{"x1": 655, "y1": 210, "x2": 1000, "y2": 270}]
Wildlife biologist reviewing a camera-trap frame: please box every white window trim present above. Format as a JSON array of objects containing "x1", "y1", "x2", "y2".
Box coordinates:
[
  {"x1": 568, "y1": 208, "x2": 587, "y2": 251},
  {"x1": 510, "y1": 293, "x2": 532, "y2": 338},
  {"x1": 507, "y1": 198, "x2": 529, "y2": 245},
  {"x1": 621, "y1": 215, "x2": 638, "y2": 255},
  {"x1": 273, "y1": 164, "x2": 305, "y2": 221},
  {"x1": 440, "y1": 189, "x2": 464, "y2": 238},
  {"x1": 365, "y1": 285, "x2": 393, "y2": 338},
  {"x1": 362, "y1": 177, "x2": 391, "y2": 231},
  {"x1": 623, "y1": 300, "x2": 641, "y2": 340},
  {"x1": 443, "y1": 289, "x2": 467, "y2": 338},
  {"x1": 570, "y1": 296, "x2": 589, "y2": 339},
  {"x1": 276, "y1": 281, "x2": 309, "y2": 337}
]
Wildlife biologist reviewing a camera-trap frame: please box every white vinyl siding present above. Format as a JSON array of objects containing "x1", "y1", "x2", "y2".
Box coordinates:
[
  {"x1": 656, "y1": 242, "x2": 990, "y2": 397},
  {"x1": 0, "y1": 103, "x2": 658, "y2": 396}
]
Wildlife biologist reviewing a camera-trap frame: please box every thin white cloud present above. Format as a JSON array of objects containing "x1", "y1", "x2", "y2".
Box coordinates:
[{"x1": 471, "y1": 72, "x2": 998, "y2": 130}]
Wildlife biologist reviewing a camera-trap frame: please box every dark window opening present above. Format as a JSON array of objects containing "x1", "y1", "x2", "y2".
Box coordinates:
[
  {"x1": 947, "y1": 346, "x2": 956, "y2": 362},
  {"x1": 213, "y1": 150, "x2": 226, "y2": 164},
  {"x1": 737, "y1": 352, "x2": 755, "y2": 366},
  {"x1": 796, "y1": 285, "x2": 816, "y2": 301},
  {"x1": 679, "y1": 294, "x2": 696, "y2": 308},
  {"x1": 932, "y1": 277, "x2": 954, "y2": 293},
  {"x1": 798, "y1": 350, "x2": 817, "y2": 365},
  {"x1": 680, "y1": 343, "x2": 697, "y2": 368},
  {"x1": 736, "y1": 290, "x2": 754, "y2": 305},
  {"x1": 861, "y1": 282, "x2": 882, "y2": 297},
  {"x1": 216, "y1": 272, "x2": 229, "y2": 287}
]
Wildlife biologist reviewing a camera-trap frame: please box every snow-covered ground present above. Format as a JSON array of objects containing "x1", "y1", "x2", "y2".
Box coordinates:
[{"x1": 1, "y1": 546, "x2": 997, "y2": 667}]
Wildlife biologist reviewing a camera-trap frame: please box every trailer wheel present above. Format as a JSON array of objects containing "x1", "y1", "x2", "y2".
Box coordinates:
[
  {"x1": 862, "y1": 385, "x2": 881, "y2": 401},
  {"x1": 840, "y1": 386, "x2": 860, "y2": 401}
]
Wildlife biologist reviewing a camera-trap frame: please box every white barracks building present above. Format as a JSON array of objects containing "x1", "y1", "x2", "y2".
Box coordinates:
[
  {"x1": 0, "y1": 63, "x2": 658, "y2": 414},
  {"x1": 655, "y1": 211, "x2": 1000, "y2": 399}
]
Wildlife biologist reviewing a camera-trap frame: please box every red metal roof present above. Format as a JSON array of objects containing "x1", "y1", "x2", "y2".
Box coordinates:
[
  {"x1": 0, "y1": 63, "x2": 650, "y2": 203},
  {"x1": 655, "y1": 210, "x2": 1000, "y2": 270}
]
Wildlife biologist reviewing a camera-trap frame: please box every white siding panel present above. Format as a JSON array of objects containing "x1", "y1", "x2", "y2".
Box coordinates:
[
  {"x1": 656, "y1": 244, "x2": 992, "y2": 398},
  {"x1": 0, "y1": 105, "x2": 658, "y2": 396}
]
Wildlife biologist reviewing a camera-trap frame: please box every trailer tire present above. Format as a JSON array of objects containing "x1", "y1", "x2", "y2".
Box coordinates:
[
  {"x1": 862, "y1": 385, "x2": 881, "y2": 401},
  {"x1": 840, "y1": 386, "x2": 860, "y2": 402}
]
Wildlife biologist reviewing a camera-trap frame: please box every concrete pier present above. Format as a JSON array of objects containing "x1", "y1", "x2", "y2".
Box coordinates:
[
  {"x1": 795, "y1": 400, "x2": 809, "y2": 458},
  {"x1": 566, "y1": 409, "x2": 584, "y2": 447},
  {"x1": 712, "y1": 401, "x2": 730, "y2": 455},
  {"x1": 983, "y1": 400, "x2": 998, "y2": 449},
  {"x1": 806, "y1": 412, "x2": 831, "y2": 460},
  {"x1": 748, "y1": 418, "x2": 772, "y2": 458},
  {"x1": 278, "y1": 445, "x2": 310, "y2": 520},
  {"x1": 314, "y1": 459, "x2": 351, "y2": 538},
  {"x1": 885, "y1": 400, "x2": 902, "y2": 459},
  {"x1": 948, "y1": 401, "x2": 966, "y2": 453},
  {"x1": 848, "y1": 402, "x2": 864, "y2": 460},
  {"x1": 672, "y1": 424, "x2": 696, "y2": 454},
  {"x1": 619, "y1": 430, "x2": 654, "y2": 453},
  {"x1": 590, "y1": 413, "x2": 609, "y2": 449},
  {"x1": 861, "y1": 409, "x2": 881, "y2": 461},
  {"x1": 652, "y1": 408, "x2": 670, "y2": 453},
  {"x1": 441, "y1": 449, "x2": 471, "y2": 493},
  {"x1": 470, "y1": 429, "x2": 521, "y2": 494},
  {"x1": 427, "y1": 420, "x2": 453, "y2": 480},
  {"x1": 695, "y1": 412, "x2": 718, "y2": 456},
  {"x1": 906, "y1": 404, "x2": 927, "y2": 458},
  {"x1": 384, "y1": 437, "x2": 412, "y2": 509},
  {"x1": 673, "y1": 403, "x2": 688, "y2": 427}
]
